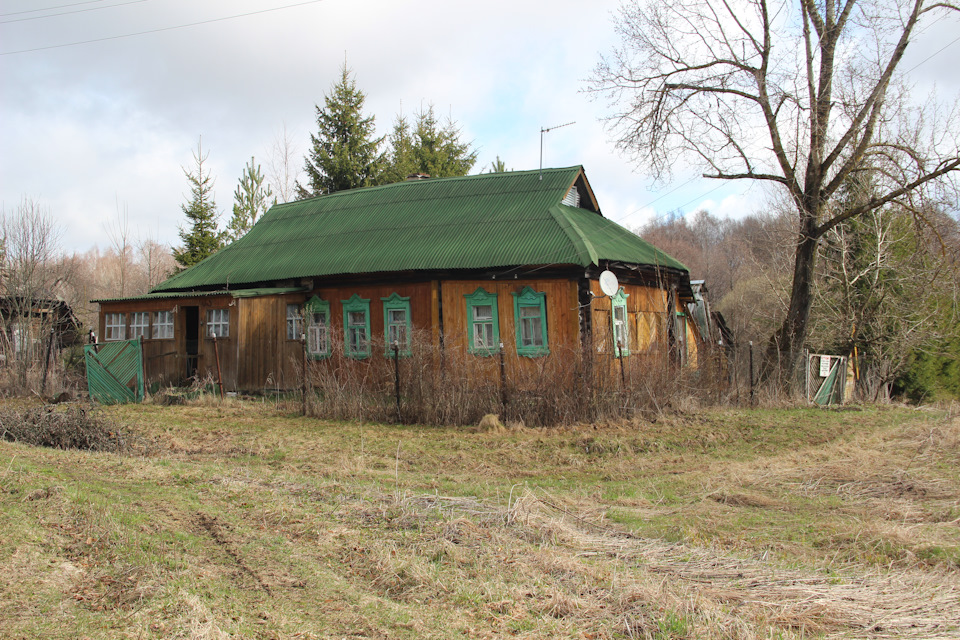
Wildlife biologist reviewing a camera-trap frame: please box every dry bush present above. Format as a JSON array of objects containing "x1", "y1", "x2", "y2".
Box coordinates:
[
  {"x1": 0, "y1": 403, "x2": 125, "y2": 451},
  {"x1": 297, "y1": 329, "x2": 734, "y2": 427},
  {"x1": 0, "y1": 356, "x2": 83, "y2": 400}
]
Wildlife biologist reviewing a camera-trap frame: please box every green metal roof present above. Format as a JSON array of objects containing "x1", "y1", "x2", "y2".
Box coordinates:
[{"x1": 152, "y1": 166, "x2": 686, "y2": 293}]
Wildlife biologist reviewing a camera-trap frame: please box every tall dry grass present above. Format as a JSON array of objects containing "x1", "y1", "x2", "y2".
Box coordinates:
[{"x1": 298, "y1": 330, "x2": 736, "y2": 426}]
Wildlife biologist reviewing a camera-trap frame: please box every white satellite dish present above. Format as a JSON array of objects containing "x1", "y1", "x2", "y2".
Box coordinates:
[{"x1": 599, "y1": 270, "x2": 619, "y2": 297}]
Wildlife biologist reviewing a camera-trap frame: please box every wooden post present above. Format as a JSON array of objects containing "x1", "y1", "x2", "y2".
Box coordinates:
[
  {"x1": 617, "y1": 340, "x2": 625, "y2": 387},
  {"x1": 393, "y1": 341, "x2": 401, "y2": 422},
  {"x1": 749, "y1": 341, "x2": 755, "y2": 407},
  {"x1": 212, "y1": 333, "x2": 224, "y2": 400},
  {"x1": 499, "y1": 341, "x2": 506, "y2": 411},
  {"x1": 41, "y1": 328, "x2": 54, "y2": 396},
  {"x1": 301, "y1": 333, "x2": 308, "y2": 416}
]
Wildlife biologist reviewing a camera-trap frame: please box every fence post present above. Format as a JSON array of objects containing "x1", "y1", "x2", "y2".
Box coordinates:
[
  {"x1": 749, "y1": 341, "x2": 755, "y2": 407},
  {"x1": 302, "y1": 333, "x2": 308, "y2": 416},
  {"x1": 213, "y1": 333, "x2": 224, "y2": 400},
  {"x1": 393, "y1": 341, "x2": 401, "y2": 422},
  {"x1": 617, "y1": 340, "x2": 626, "y2": 387},
  {"x1": 499, "y1": 341, "x2": 507, "y2": 411},
  {"x1": 41, "y1": 328, "x2": 54, "y2": 395}
]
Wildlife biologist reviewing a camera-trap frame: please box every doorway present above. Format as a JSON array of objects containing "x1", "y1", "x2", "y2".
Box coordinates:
[{"x1": 184, "y1": 306, "x2": 199, "y2": 379}]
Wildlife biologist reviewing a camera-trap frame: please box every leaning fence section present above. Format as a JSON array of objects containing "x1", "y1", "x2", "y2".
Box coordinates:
[{"x1": 84, "y1": 337, "x2": 144, "y2": 405}]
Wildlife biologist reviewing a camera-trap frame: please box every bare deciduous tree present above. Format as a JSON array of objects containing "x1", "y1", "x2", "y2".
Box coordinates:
[
  {"x1": 267, "y1": 122, "x2": 301, "y2": 204},
  {"x1": 591, "y1": 0, "x2": 960, "y2": 383},
  {"x1": 1, "y1": 198, "x2": 65, "y2": 387}
]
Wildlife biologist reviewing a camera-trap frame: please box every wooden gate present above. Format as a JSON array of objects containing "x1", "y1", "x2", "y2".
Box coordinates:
[{"x1": 84, "y1": 338, "x2": 144, "y2": 404}]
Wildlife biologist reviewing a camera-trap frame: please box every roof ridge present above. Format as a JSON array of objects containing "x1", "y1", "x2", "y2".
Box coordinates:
[{"x1": 277, "y1": 165, "x2": 583, "y2": 206}]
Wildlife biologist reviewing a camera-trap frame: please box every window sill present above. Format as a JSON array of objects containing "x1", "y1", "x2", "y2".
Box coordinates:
[{"x1": 517, "y1": 348, "x2": 550, "y2": 358}]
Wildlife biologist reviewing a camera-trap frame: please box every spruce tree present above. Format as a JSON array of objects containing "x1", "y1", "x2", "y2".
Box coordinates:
[
  {"x1": 296, "y1": 65, "x2": 385, "y2": 198},
  {"x1": 382, "y1": 105, "x2": 477, "y2": 183},
  {"x1": 173, "y1": 139, "x2": 223, "y2": 270},
  {"x1": 227, "y1": 156, "x2": 273, "y2": 241},
  {"x1": 380, "y1": 114, "x2": 419, "y2": 184}
]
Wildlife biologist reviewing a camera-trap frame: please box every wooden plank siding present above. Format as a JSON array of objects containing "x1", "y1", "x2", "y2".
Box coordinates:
[
  {"x1": 438, "y1": 278, "x2": 581, "y2": 367},
  {"x1": 97, "y1": 273, "x2": 698, "y2": 393}
]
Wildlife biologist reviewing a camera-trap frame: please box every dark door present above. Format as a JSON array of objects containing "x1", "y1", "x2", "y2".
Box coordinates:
[{"x1": 184, "y1": 306, "x2": 199, "y2": 379}]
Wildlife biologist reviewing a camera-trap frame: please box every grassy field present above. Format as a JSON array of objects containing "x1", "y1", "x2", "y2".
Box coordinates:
[{"x1": 0, "y1": 399, "x2": 958, "y2": 639}]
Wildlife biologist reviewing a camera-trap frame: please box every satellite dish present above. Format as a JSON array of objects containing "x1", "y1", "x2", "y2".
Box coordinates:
[{"x1": 599, "y1": 270, "x2": 619, "y2": 297}]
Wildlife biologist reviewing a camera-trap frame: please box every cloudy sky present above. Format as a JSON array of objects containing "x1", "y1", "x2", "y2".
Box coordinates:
[{"x1": 1, "y1": 0, "x2": 958, "y2": 254}]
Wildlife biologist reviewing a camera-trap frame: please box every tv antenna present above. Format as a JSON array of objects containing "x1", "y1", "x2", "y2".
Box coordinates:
[{"x1": 540, "y1": 121, "x2": 575, "y2": 180}]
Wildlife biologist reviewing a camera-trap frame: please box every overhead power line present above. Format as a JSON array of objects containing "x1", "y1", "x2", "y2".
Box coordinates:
[
  {"x1": 0, "y1": 0, "x2": 147, "y2": 24},
  {"x1": 0, "y1": 0, "x2": 105, "y2": 18},
  {"x1": 0, "y1": 0, "x2": 149, "y2": 25},
  {"x1": 0, "y1": 0, "x2": 327, "y2": 56}
]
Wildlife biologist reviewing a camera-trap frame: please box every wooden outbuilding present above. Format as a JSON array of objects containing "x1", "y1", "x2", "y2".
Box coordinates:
[{"x1": 95, "y1": 166, "x2": 701, "y2": 392}]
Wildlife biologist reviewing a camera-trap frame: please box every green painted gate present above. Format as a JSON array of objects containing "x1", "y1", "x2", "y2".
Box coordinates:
[{"x1": 84, "y1": 338, "x2": 144, "y2": 404}]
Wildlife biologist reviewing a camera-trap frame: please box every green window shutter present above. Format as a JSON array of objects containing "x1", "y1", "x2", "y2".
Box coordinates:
[
  {"x1": 611, "y1": 288, "x2": 630, "y2": 357},
  {"x1": 381, "y1": 292, "x2": 412, "y2": 357},
  {"x1": 305, "y1": 296, "x2": 331, "y2": 359},
  {"x1": 341, "y1": 294, "x2": 371, "y2": 359},
  {"x1": 465, "y1": 287, "x2": 499, "y2": 356},
  {"x1": 511, "y1": 286, "x2": 549, "y2": 357}
]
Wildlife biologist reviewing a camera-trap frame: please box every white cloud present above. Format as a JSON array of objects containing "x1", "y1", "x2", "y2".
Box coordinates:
[{"x1": 1, "y1": 0, "x2": 957, "y2": 257}]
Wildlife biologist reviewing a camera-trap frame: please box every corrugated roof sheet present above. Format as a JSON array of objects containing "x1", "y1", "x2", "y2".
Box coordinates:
[{"x1": 152, "y1": 166, "x2": 686, "y2": 293}]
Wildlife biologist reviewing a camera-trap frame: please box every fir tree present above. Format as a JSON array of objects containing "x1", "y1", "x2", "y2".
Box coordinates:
[
  {"x1": 227, "y1": 156, "x2": 273, "y2": 241},
  {"x1": 173, "y1": 139, "x2": 223, "y2": 270},
  {"x1": 381, "y1": 114, "x2": 419, "y2": 184},
  {"x1": 383, "y1": 105, "x2": 477, "y2": 182},
  {"x1": 296, "y1": 64, "x2": 385, "y2": 198}
]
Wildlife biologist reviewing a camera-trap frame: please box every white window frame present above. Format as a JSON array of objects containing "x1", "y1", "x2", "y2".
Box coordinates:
[
  {"x1": 305, "y1": 296, "x2": 330, "y2": 359},
  {"x1": 105, "y1": 313, "x2": 126, "y2": 341},
  {"x1": 152, "y1": 310, "x2": 174, "y2": 339},
  {"x1": 206, "y1": 308, "x2": 230, "y2": 338},
  {"x1": 130, "y1": 311, "x2": 150, "y2": 339},
  {"x1": 286, "y1": 303, "x2": 303, "y2": 340}
]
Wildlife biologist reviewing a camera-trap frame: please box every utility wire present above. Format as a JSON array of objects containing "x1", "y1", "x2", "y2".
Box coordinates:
[
  {"x1": 0, "y1": 0, "x2": 105, "y2": 18},
  {"x1": 1, "y1": 0, "x2": 149, "y2": 25},
  {"x1": 0, "y1": 0, "x2": 326, "y2": 55}
]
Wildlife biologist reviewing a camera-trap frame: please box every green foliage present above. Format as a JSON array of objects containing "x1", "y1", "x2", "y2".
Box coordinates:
[
  {"x1": 227, "y1": 156, "x2": 273, "y2": 241},
  {"x1": 809, "y1": 170, "x2": 960, "y2": 401},
  {"x1": 895, "y1": 332, "x2": 960, "y2": 402},
  {"x1": 381, "y1": 105, "x2": 477, "y2": 183},
  {"x1": 486, "y1": 155, "x2": 509, "y2": 173},
  {"x1": 172, "y1": 139, "x2": 224, "y2": 271},
  {"x1": 296, "y1": 64, "x2": 385, "y2": 198}
]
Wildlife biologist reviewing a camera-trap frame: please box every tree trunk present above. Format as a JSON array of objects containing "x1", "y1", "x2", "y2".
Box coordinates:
[{"x1": 765, "y1": 212, "x2": 820, "y2": 388}]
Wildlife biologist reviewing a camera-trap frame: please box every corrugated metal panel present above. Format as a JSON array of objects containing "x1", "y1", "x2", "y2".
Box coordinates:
[
  {"x1": 152, "y1": 166, "x2": 687, "y2": 293},
  {"x1": 84, "y1": 339, "x2": 144, "y2": 404}
]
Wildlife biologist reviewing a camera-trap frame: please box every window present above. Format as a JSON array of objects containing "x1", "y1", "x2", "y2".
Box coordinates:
[
  {"x1": 381, "y1": 293, "x2": 411, "y2": 356},
  {"x1": 341, "y1": 294, "x2": 370, "y2": 359},
  {"x1": 465, "y1": 287, "x2": 499, "y2": 355},
  {"x1": 129, "y1": 312, "x2": 149, "y2": 339},
  {"x1": 305, "y1": 296, "x2": 330, "y2": 359},
  {"x1": 286, "y1": 303, "x2": 303, "y2": 340},
  {"x1": 611, "y1": 288, "x2": 630, "y2": 357},
  {"x1": 105, "y1": 313, "x2": 125, "y2": 341},
  {"x1": 206, "y1": 308, "x2": 229, "y2": 338},
  {"x1": 152, "y1": 310, "x2": 174, "y2": 339},
  {"x1": 511, "y1": 286, "x2": 548, "y2": 357}
]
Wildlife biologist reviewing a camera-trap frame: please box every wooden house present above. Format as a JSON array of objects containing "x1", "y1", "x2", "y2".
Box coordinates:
[{"x1": 95, "y1": 166, "x2": 701, "y2": 392}]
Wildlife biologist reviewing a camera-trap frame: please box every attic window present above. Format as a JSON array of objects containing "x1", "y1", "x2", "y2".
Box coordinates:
[{"x1": 563, "y1": 186, "x2": 581, "y2": 207}]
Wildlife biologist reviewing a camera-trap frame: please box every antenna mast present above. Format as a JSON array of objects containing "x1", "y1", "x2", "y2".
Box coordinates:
[{"x1": 539, "y1": 121, "x2": 575, "y2": 180}]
